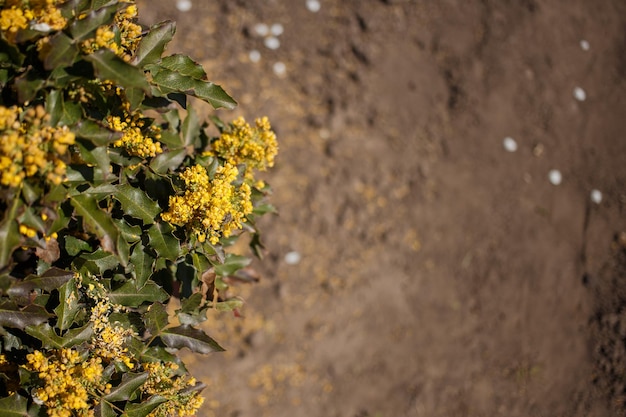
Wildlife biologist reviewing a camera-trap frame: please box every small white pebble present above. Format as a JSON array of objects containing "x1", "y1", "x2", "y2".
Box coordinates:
[
  {"x1": 285, "y1": 251, "x2": 301, "y2": 265},
  {"x1": 590, "y1": 189, "x2": 602, "y2": 204},
  {"x1": 273, "y1": 61, "x2": 286, "y2": 76},
  {"x1": 264, "y1": 36, "x2": 280, "y2": 50},
  {"x1": 270, "y1": 23, "x2": 284, "y2": 37},
  {"x1": 573, "y1": 86, "x2": 586, "y2": 101},
  {"x1": 306, "y1": 0, "x2": 321, "y2": 13},
  {"x1": 548, "y1": 169, "x2": 562, "y2": 186},
  {"x1": 254, "y1": 23, "x2": 269, "y2": 37},
  {"x1": 580, "y1": 40, "x2": 590, "y2": 51},
  {"x1": 502, "y1": 136, "x2": 518, "y2": 152},
  {"x1": 249, "y1": 50, "x2": 261, "y2": 63},
  {"x1": 176, "y1": 0, "x2": 192, "y2": 12}
]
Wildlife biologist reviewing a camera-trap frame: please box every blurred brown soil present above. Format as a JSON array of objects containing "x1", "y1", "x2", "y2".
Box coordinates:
[{"x1": 137, "y1": 1, "x2": 626, "y2": 416}]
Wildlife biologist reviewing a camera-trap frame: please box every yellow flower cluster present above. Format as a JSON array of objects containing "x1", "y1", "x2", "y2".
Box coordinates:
[
  {"x1": 0, "y1": 105, "x2": 75, "y2": 187},
  {"x1": 161, "y1": 163, "x2": 253, "y2": 244},
  {"x1": 25, "y1": 349, "x2": 109, "y2": 417},
  {"x1": 89, "y1": 298, "x2": 136, "y2": 369},
  {"x1": 208, "y1": 116, "x2": 278, "y2": 180},
  {"x1": 142, "y1": 362, "x2": 204, "y2": 417},
  {"x1": 81, "y1": 2, "x2": 142, "y2": 61},
  {"x1": 0, "y1": 0, "x2": 67, "y2": 43},
  {"x1": 107, "y1": 112, "x2": 163, "y2": 158}
]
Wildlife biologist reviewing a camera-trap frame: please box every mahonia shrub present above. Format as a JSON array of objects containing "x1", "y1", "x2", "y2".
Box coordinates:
[{"x1": 0, "y1": 1, "x2": 278, "y2": 416}]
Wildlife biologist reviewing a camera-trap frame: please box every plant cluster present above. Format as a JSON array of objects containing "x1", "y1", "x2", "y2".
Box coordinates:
[{"x1": 0, "y1": 1, "x2": 278, "y2": 416}]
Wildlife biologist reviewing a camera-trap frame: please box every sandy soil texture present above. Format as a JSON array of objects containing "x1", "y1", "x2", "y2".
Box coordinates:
[{"x1": 137, "y1": 1, "x2": 626, "y2": 416}]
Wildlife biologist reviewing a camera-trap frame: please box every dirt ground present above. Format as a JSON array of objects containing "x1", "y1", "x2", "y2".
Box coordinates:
[{"x1": 136, "y1": 1, "x2": 626, "y2": 416}]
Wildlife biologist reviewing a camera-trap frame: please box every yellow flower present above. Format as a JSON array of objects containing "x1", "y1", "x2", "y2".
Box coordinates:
[
  {"x1": 161, "y1": 163, "x2": 253, "y2": 244},
  {"x1": 209, "y1": 116, "x2": 278, "y2": 179},
  {"x1": 108, "y1": 113, "x2": 163, "y2": 158}
]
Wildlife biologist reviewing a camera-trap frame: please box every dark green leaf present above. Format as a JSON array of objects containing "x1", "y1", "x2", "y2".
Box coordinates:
[
  {"x1": 133, "y1": 21, "x2": 176, "y2": 67},
  {"x1": 7, "y1": 268, "x2": 74, "y2": 298},
  {"x1": 114, "y1": 185, "x2": 161, "y2": 224},
  {"x1": 159, "y1": 55, "x2": 206, "y2": 79},
  {"x1": 0, "y1": 303, "x2": 50, "y2": 329},
  {"x1": 144, "y1": 302, "x2": 168, "y2": 336},
  {"x1": 64, "y1": 236, "x2": 92, "y2": 256},
  {"x1": 103, "y1": 372, "x2": 148, "y2": 402},
  {"x1": 160, "y1": 325, "x2": 224, "y2": 354},
  {"x1": 123, "y1": 395, "x2": 167, "y2": 417},
  {"x1": 214, "y1": 298, "x2": 244, "y2": 312},
  {"x1": 93, "y1": 401, "x2": 116, "y2": 417},
  {"x1": 14, "y1": 70, "x2": 44, "y2": 104},
  {"x1": 85, "y1": 49, "x2": 150, "y2": 92},
  {"x1": 76, "y1": 138, "x2": 111, "y2": 176},
  {"x1": 77, "y1": 249, "x2": 120, "y2": 275},
  {"x1": 0, "y1": 197, "x2": 20, "y2": 270},
  {"x1": 60, "y1": 324, "x2": 94, "y2": 348},
  {"x1": 150, "y1": 66, "x2": 236, "y2": 109},
  {"x1": 129, "y1": 242, "x2": 154, "y2": 288},
  {"x1": 149, "y1": 148, "x2": 187, "y2": 174},
  {"x1": 126, "y1": 87, "x2": 145, "y2": 111},
  {"x1": 213, "y1": 254, "x2": 251, "y2": 277},
  {"x1": 75, "y1": 119, "x2": 121, "y2": 146},
  {"x1": 41, "y1": 32, "x2": 78, "y2": 71},
  {"x1": 181, "y1": 104, "x2": 200, "y2": 146},
  {"x1": 147, "y1": 223, "x2": 180, "y2": 261},
  {"x1": 70, "y1": 3, "x2": 121, "y2": 41},
  {"x1": 108, "y1": 280, "x2": 168, "y2": 307},
  {"x1": 70, "y1": 194, "x2": 119, "y2": 253},
  {"x1": 54, "y1": 278, "x2": 80, "y2": 331},
  {"x1": 0, "y1": 393, "x2": 28, "y2": 417},
  {"x1": 46, "y1": 90, "x2": 82, "y2": 126},
  {"x1": 140, "y1": 347, "x2": 177, "y2": 364}
]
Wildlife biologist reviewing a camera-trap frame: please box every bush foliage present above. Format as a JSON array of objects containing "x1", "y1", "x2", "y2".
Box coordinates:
[{"x1": 0, "y1": 1, "x2": 278, "y2": 416}]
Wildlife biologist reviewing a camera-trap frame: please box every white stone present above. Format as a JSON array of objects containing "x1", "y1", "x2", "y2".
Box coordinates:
[
  {"x1": 273, "y1": 61, "x2": 286, "y2": 76},
  {"x1": 573, "y1": 86, "x2": 586, "y2": 102},
  {"x1": 502, "y1": 136, "x2": 518, "y2": 152},
  {"x1": 548, "y1": 169, "x2": 562, "y2": 186},
  {"x1": 254, "y1": 23, "x2": 269, "y2": 37},
  {"x1": 176, "y1": 0, "x2": 192, "y2": 12},
  {"x1": 590, "y1": 189, "x2": 602, "y2": 204},
  {"x1": 285, "y1": 251, "x2": 301, "y2": 265},
  {"x1": 580, "y1": 40, "x2": 590, "y2": 51},
  {"x1": 264, "y1": 36, "x2": 280, "y2": 50},
  {"x1": 306, "y1": 0, "x2": 321, "y2": 13},
  {"x1": 270, "y1": 23, "x2": 284, "y2": 37},
  {"x1": 249, "y1": 50, "x2": 261, "y2": 63}
]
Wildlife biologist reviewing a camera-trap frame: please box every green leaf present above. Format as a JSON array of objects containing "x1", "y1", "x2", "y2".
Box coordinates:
[
  {"x1": 144, "y1": 302, "x2": 168, "y2": 336},
  {"x1": 70, "y1": 194, "x2": 119, "y2": 253},
  {"x1": 159, "y1": 55, "x2": 207, "y2": 79},
  {"x1": 214, "y1": 298, "x2": 245, "y2": 312},
  {"x1": 160, "y1": 325, "x2": 224, "y2": 354},
  {"x1": 150, "y1": 65, "x2": 236, "y2": 110},
  {"x1": 181, "y1": 104, "x2": 200, "y2": 146},
  {"x1": 0, "y1": 303, "x2": 50, "y2": 329},
  {"x1": 149, "y1": 148, "x2": 187, "y2": 174},
  {"x1": 133, "y1": 20, "x2": 176, "y2": 67},
  {"x1": 213, "y1": 254, "x2": 251, "y2": 277},
  {"x1": 75, "y1": 119, "x2": 121, "y2": 146},
  {"x1": 41, "y1": 32, "x2": 78, "y2": 71},
  {"x1": 0, "y1": 197, "x2": 20, "y2": 270},
  {"x1": 64, "y1": 235, "x2": 93, "y2": 256},
  {"x1": 129, "y1": 242, "x2": 154, "y2": 288},
  {"x1": 114, "y1": 185, "x2": 161, "y2": 224},
  {"x1": 85, "y1": 49, "x2": 150, "y2": 92},
  {"x1": 126, "y1": 87, "x2": 145, "y2": 111},
  {"x1": 93, "y1": 401, "x2": 116, "y2": 417},
  {"x1": 14, "y1": 70, "x2": 44, "y2": 104},
  {"x1": 7, "y1": 268, "x2": 74, "y2": 298},
  {"x1": 77, "y1": 248, "x2": 120, "y2": 275},
  {"x1": 46, "y1": 90, "x2": 82, "y2": 126},
  {"x1": 76, "y1": 138, "x2": 112, "y2": 177},
  {"x1": 54, "y1": 278, "x2": 80, "y2": 331},
  {"x1": 70, "y1": 3, "x2": 121, "y2": 41},
  {"x1": 108, "y1": 280, "x2": 168, "y2": 307},
  {"x1": 140, "y1": 347, "x2": 177, "y2": 364},
  {"x1": 104, "y1": 372, "x2": 149, "y2": 402},
  {"x1": 147, "y1": 223, "x2": 180, "y2": 261},
  {"x1": 25, "y1": 323, "x2": 93, "y2": 349},
  {"x1": 0, "y1": 394, "x2": 28, "y2": 417},
  {"x1": 123, "y1": 395, "x2": 167, "y2": 417}
]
